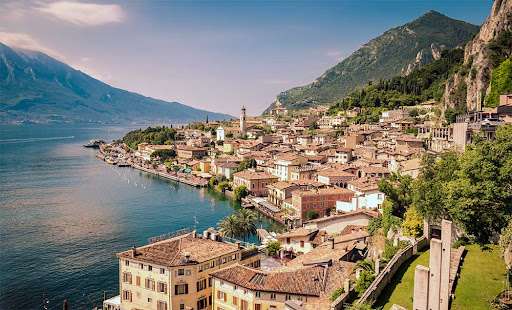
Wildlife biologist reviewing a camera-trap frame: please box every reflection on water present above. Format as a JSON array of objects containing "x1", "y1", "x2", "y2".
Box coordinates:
[{"x1": 0, "y1": 124, "x2": 256, "y2": 310}]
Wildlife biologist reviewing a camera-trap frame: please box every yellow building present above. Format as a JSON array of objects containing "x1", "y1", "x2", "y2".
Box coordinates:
[
  {"x1": 117, "y1": 231, "x2": 260, "y2": 310},
  {"x1": 211, "y1": 260, "x2": 354, "y2": 310}
]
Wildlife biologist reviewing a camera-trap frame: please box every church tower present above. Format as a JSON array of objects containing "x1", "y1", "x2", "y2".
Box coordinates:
[{"x1": 240, "y1": 106, "x2": 247, "y2": 135}]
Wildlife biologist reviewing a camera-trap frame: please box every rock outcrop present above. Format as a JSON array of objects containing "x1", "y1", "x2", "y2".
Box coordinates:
[{"x1": 443, "y1": 0, "x2": 512, "y2": 111}]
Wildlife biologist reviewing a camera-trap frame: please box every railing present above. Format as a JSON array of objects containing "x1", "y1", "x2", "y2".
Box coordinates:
[{"x1": 148, "y1": 228, "x2": 193, "y2": 243}]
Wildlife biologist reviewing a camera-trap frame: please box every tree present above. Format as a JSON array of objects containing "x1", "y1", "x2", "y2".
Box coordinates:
[
  {"x1": 218, "y1": 215, "x2": 240, "y2": 238},
  {"x1": 234, "y1": 185, "x2": 249, "y2": 201},
  {"x1": 378, "y1": 173, "x2": 413, "y2": 217},
  {"x1": 236, "y1": 209, "x2": 258, "y2": 239},
  {"x1": 402, "y1": 207, "x2": 423, "y2": 238},
  {"x1": 305, "y1": 210, "x2": 319, "y2": 220},
  {"x1": 150, "y1": 149, "x2": 176, "y2": 161},
  {"x1": 265, "y1": 240, "x2": 281, "y2": 256},
  {"x1": 216, "y1": 181, "x2": 231, "y2": 193},
  {"x1": 412, "y1": 126, "x2": 512, "y2": 244},
  {"x1": 329, "y1": 287, "x2": 345, "y2": 302}
]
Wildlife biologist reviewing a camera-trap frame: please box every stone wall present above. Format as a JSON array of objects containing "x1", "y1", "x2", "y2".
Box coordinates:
[{"x1": 355, "y1": 236, "x2": 428, "y2": 306}]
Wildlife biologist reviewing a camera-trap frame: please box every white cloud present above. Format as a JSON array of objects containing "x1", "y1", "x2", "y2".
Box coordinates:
[
  {"x1": 38, "y1": 1, "x2": 125, "y2": 26},
  {"x1": 0, "y1": 31, "x2": 65, "y2": 60}
]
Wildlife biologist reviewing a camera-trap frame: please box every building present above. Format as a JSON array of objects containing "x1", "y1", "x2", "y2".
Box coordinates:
[
  {"x1": 304, "y1": 209, "x2": 379, "y2": 235},
  {"x1": 292, "y1": 188, "x2": 353, "y2": 222},
  {"x1": 289, "y1": 165, "x2": 317, "y2": 181},
  {"x1": 176, "y1": 146, "x2": 208, "y2": 159},
  {"x1": 266, "y1": 181, "x2": 301, "y2": 208},
  {"x1": 137, "y1": 143, "x2": 174, "y2": 161},
  {"x1": 277, "y1": 227, "x2": 320, "y2": 256},
  {"x1": 338, "y1": 178, "x2": 385, "y2": 212},
  {"x1": 241, "y1": 106, "x2": 247, "y2": 136},
  {"x1": 211, "y1": 260, "x2": 354, "y2": 310},
  {"x1": 232, "y1": 170, "x2": 278, "y2": 197},
  {"x1": 316, "y1": 168, "x2": 356, "y2": 188},
  {"x1": 273, "y1": 154, "x2": 307, "y2": 181},
  {"x1": 116, "y1": 231, "x2": 259, "y2": 310},
  {"x1": 216, "y1": 127, "x2": 225, "y2": 141}
]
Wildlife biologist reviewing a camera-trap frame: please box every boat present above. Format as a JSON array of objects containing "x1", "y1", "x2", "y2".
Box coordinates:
[{"x1": 83, "y1": 139, "x2": 106, "y2": 148}]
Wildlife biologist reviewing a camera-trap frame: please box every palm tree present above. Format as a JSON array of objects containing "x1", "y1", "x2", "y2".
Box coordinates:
[
  {"x1": 218, "y1": 214, "x2": 240, "y2": 238},
  {"x1": 236, "y1": 209, "x2": 257, "y2": 239}
]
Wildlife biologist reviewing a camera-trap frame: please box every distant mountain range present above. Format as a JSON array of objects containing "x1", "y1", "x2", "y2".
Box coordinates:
[
  {"x1": 265, "y1": 10, "x2": 480, "y2": 113},
  {"x1": 0, "y1": 43, "x2": 232, "y2": 124}
]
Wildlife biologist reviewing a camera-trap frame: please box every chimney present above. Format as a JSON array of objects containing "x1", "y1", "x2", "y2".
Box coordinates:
[
  {"x1": 183, "y1": 252, "x2": 191, "y2": 263},
  {"x1": 236, "y1": 241, "x2": 241, "y2": 249},
  {"x1": 131, "y1": 246, "x2": 137, "y2": 258},
  {"x1": 192, "y1": 230, "x2": 197, "y2": 238}
]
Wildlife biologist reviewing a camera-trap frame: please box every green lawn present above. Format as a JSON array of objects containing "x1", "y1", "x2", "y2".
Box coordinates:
[
  {"x1": 374, "y1": 250, "x2": 430, "y2": 309},
  {"x1": 451, "y1": 244, "x2": 507, "y2": 310},
  {"x1": 374, "y1": 245, "x2": 507, "y2": 310}
]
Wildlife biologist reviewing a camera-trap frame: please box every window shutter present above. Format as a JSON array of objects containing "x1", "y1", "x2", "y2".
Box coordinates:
[{"x1": 185, "y1": 284, "x2": 188, "y2": 294}]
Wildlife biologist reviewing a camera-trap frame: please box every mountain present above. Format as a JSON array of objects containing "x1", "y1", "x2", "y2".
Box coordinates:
[
  {"x1": 265, "y1": 10, "x2": 479, "y2": 113},
  {"x1": 0, "y1": 43, "x2": 232, "y2": 124},
  {"x1": 443, "y1": 0, "x2": 512, "y2": 111}
]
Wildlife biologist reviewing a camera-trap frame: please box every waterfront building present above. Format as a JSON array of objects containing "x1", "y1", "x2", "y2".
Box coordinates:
[
  {"x1": 136, "y1": 143, "x2": 174, "y2": 161},
  {"x1": 232, "y1": 170, "x2": 278, "y2": 197},
  {"x1": 176, "y1": 146, "x2": 208, "y2": 159},
  {"x1": 116, "y1": 231, "x2": 259, "y2": 310},
  {"x1": 291, "y1": 188, "x2": 353, "y2": 223}
]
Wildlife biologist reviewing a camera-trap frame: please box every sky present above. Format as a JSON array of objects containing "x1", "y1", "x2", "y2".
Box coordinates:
[{"x1": 0, "y1": 0, "x2": 493, "y2": 115}]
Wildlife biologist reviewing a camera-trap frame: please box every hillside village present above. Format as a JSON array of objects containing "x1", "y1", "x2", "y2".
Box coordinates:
[
  {"x1": 94, "y1": 1, "x2": 512, "y2": 309},
  {"x1": 97, "y1": 91, "x2": 512, "y2": 310}
]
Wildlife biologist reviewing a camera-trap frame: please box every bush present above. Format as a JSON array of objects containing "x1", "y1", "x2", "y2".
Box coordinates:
[
  {"x1": 329, "y1": 287, "x2": 345, "y2": 302},
  {"x1": 382, "y1": 240, "x2": 399, "y2": 262},
  {"x1": 266, "y1": 240, "x2": 281, "y2": 256},
  {"x1": 216, "y1": 181, "x2": 231, "y2": 192},
  {"x1": 355, "y1": 270, "x2": 375, "y2": 296}
]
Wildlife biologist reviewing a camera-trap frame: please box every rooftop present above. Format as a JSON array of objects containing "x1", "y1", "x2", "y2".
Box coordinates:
[
  {"x1": 233, "y1": 170, "x2": 278, "y2": 180},
  {"x1": 117, "y1": 233, "x2": 239, "y2": 267}
]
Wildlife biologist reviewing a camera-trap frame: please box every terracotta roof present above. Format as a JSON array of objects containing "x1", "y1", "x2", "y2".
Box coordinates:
[
  {"x1": 360, "y1": 166, "x2": 389, "y2": 174},
  {"x1": 293, "y1": 187, "x2": 353, "y2": 198},
  {"x1": 233, "y1": 170, "x2": 278, "y2": 180},
  {"x1": 212, "y1": 262, "x2": 354, "y2": 298},
  {"x1": 317, "y1": 168, "x2": 356, "y2": 178},
  {"x1": 348, "y1": 177, "x2": 380, "y2": 191},
  {"x1": 268, "y1": 181, "x2": 297, "y2": 190},
  {"x1": 117, "y1": 233, "x2": 239, "y2": 267},
  {"x1": 277, "y1": 228, "x2": 318, "y2": 239},
  {"x1": 305, "y1": 209, "x2": 379, "y2": 224}
]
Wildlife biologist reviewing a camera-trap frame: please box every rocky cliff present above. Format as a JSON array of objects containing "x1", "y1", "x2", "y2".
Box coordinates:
[{"x1": 443, "y1": 0, "x2": 512, "y2": 111}]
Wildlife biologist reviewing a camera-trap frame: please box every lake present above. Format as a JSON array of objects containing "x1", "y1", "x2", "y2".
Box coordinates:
[{"x1": 0, "y1": 124, "x2": 256, "y2": 310}]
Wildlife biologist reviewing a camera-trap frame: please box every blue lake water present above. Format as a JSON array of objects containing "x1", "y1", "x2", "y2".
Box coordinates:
[{"x1": 0, "y1": 124, "x2": 255, "y2": 310}]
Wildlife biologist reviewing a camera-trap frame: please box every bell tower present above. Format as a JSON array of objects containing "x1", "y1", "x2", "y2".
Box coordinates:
[{"x1": 240, "y1": 106, "x2": 247, "y2": 135}]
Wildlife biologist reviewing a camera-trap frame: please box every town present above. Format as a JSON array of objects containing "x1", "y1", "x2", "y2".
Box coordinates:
[{"x1": 96, "y1": 93, "x2": 512, "y2": 310}]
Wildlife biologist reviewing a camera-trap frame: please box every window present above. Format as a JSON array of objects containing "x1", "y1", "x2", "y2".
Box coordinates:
[
  {"x1": 197, "y1": 278, "x2": 207, "y2": 291},
  {"x1": 222, "y1": 257, "x2": 227, "y2": 264},
  {"x1": 147, "y1": 298, "x2": 152, "y2": 302},
  {"x1": 198, "y1": 265, "x2": 203, "y2": 272},
  {"x1": 136, "y1": 276, "x2": 141, "y2": 286},
  {"x1": 148, "y1": 265, "x2": 152, "y2": 271},
  {"x1": 300, "y1": 241, "x2": 304, "y2": 248},
  {"x1": 255, "y1": 291, "x2": 261, "y2": 298},
  {"x1": 124, "y1": 260, "x2": 129, "y2": 266},
  {"x1": 140, "y1": 263, "x2": 144, "y2": 269},
  {"x1": 208, "y1": 278, "x2": 212, "y2": 287},
  {"x1": 186, "y1": 269, "x2": 192, "y2": 276},
  {"x1": 122, "y1": 272, "x2": 132, "y2": 284},
  {"x1": 145, "y1": 278, "x2": 155, "y2": 291},
  {"x1": 209, "y1": 261, "x2": 215, "y2": 268},
  {"x1": 122, "y1": 290, "x2": 132, "y2": 302},
  {"x1": 197, "y1": 297, "x2": 208, "y2": 310},
  {"x1": 255, "y1": 304, "x2": 261, "y2": 310},
  {"x1": 157, "y1": 282, "x2": 168, "y2": 294},
  {"x1": 217, "y1": 291, "x2": 227, "y2": 302},
  {"x1": 232, "y1": 296, "x2": 238, "y2": 306},
  {"x1": 270, "y1": 293, "x2": 276, "y2": 300},
  {"x1": 177, "y1": 269, "x2": 185, "y2": 276},
  {"x1": 179, "y1": 304, "x2": 185, "y2": 310},
  {"x1": 160, "y1": 268, "x2": 165, "y2": 274},
  {"x1": 240, "y1": 300, "x2": 248, "y2": 310},
  {"x1": 285, "y1": 294, "x2": 291, "y2": 300},
  {"x1": 286, "y1": 238, "x2": 290, "y2": 244},
  {"x1": 156, "y1": 300, "x2": 167, "y2": 310},
  {"x1": 175, "y1": 284, "x2": 189, "y2": 295}
]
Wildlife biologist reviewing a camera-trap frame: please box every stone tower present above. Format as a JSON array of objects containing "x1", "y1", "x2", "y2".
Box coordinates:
[{"x1": 240, "y1": 106, "x2": 247, "y2": 135}]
